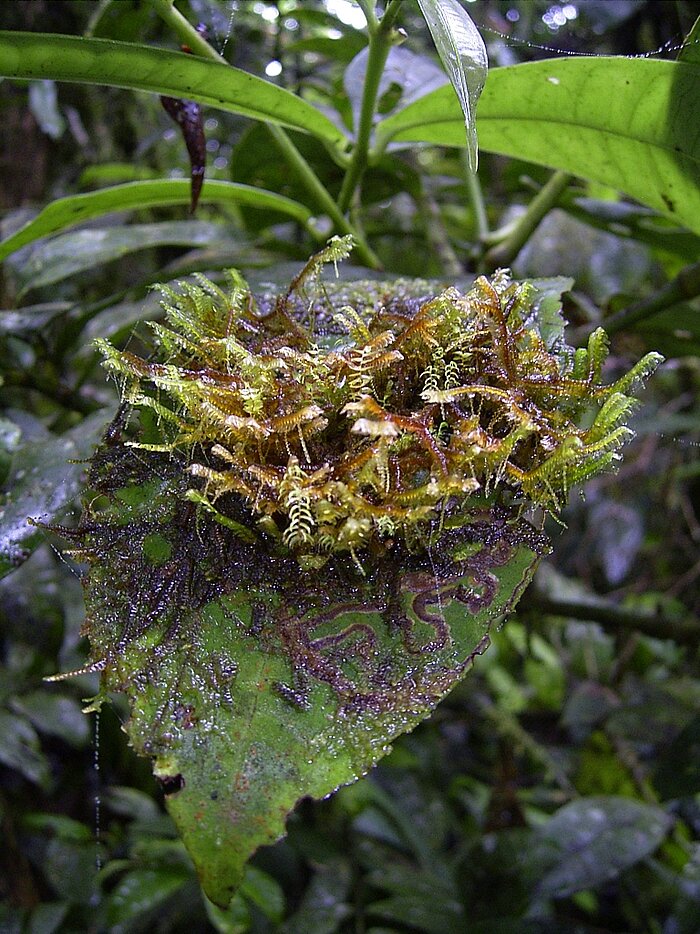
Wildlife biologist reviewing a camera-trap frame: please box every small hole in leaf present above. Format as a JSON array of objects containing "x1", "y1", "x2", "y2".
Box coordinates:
[{"x1": 159, "y1": 773, "x2": 185, "y2": 795}]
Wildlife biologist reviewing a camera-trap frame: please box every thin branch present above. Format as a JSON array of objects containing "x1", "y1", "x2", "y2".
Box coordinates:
[
  {"x1": 337, "y1": 0, "x2": 403, "y2": 214},
  {"x1": 266, "y1": 125, "x2": 381, "y2": 270},
  {"x1": 521, "y1": 587, "x2": 700, "y2": 647},
  {"x1": 483, "y1": 171, "x2": 571, "y2": 270},
  {"x1": 463, "y1": 152, "x2": 489, "y2": 240},
  {"x1": 573, "y1": 259, "x2": 700, "y2": 342},
  {"x1": 150, "y1": 0, "x2": 227, "y2": 62}
]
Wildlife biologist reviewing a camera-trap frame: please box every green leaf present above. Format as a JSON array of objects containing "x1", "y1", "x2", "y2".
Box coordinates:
[
  {"x1": 80, "y1": 460, "x2": 540, "y2": 907},
  {"x1": 0, "y1": 412, "x2": 109, "y2": 579},
  {"x1": 15, "y1": 221, "x2": 236, "y2": 295},
  {"x1": 416, "y1": 0, "x2": 487, "y2": 172},
  {"x1": 679, "y1": 15, "x2": 700, "y2": 64},
  {"x1": 562, "y1": 196, "x2": 700, "y2": 264},
  {"x1": 532, "y1": 797, "x2": 672, "y2": 899},
  {"x1": 0, "y1": 302, "x2": 75, "y2": 337},
  {"x1": 44, "y1": 838, "x2": 99, "y2": 904},
  {"x1": 27, "y1": 902, "x2": 69, "y2": 934},
  {"x1": 11, "y1": 691, "x2": 90, "y2": 747},
  {"x1": 281, "y1": 860, "x2": 352, "y2": 934},
  {"x1": 104, "y1": 867, "x2": 190, "y2": 926},
  {"x1": 375, "y1": 57, "x2": 700, "y2": 235},
  {"x1": 0, "y1": 180, "x2": 314, "y2": 262},
  {"x1": 0, "y1": 710, "x2": 51, "y2": 787},
  {"x1": 0, "y1": 31, "x2": 346, "y2": 145}
]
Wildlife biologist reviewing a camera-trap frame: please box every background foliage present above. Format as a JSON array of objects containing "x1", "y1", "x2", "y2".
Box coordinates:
[{"x1": 1, "y1": 1, "x2": 699, "y2": 931}]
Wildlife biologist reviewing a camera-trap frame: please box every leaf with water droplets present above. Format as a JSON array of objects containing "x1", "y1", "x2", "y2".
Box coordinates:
[
  {"x1": 80, "y1": 445, "x2": 542, "y2": 907},
  {"x1": 416, "y1": 0, "x2": 488, "y2": 172},
  {"x1": 0, "y1": 411, "x2": 109, "y2": 578}
]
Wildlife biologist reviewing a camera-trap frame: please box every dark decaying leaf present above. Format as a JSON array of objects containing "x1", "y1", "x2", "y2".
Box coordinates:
[{"x1": 160, "y1": 95, "x2": 206, "y2": 213}]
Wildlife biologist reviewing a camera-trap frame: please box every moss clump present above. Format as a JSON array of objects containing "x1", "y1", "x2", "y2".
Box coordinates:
[{"x1": 97, "y1": 237, "x2": 661, "y2": 571}]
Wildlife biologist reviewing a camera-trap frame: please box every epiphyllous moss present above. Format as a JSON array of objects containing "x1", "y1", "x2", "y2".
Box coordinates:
[
  {"x1": 96, "y1": 236, "x2": 660, "y2": 572},
  {"x1": 66, "y1": 238, "x2": 661, "y2": 905}
]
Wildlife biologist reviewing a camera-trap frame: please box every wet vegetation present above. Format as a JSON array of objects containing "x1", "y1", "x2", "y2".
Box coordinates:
[{"x1": 1, "y1": 1, "x2": 700, "y2": 931}]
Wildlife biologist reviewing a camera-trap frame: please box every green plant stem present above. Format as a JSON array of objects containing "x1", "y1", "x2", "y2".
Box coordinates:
[
  {"x1": 417, "y1": 184, "x2": 463, "y2": 276},
  {"x1": 355, "y1": 0, "x2": 379, "y2": 30},
  {"x1": 483, "y1": 170, "x2": 571, "y2": 270},
  {"x1": 583, "y1": 259, "x2": 700, "y2": 339},
  {"x1": 462, "y1": 151, "x2": 489, "y2": 239},
  {"x1": 151, "y1": 0, "x2": 378, "y2": 267},
  {"x1": 84, "y1": 0, "x2": 116, "y2": 38},
  {"x1": 151, "y1": 0, "x2": 377, "y2": 267},
  {"x1": 523, "y1": 588, "x2": 700, "y2": 648},
  {"x1": 337, "y1": 0, "x2": 403, "y2": 214},
  {"x1": 267, "y1": 125, "x2": 381, "y2": 269},
  {"x1": 150, "y1": 0, "x2": 227, "y2": 63}
]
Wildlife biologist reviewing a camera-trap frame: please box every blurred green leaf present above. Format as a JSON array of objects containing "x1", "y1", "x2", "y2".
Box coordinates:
[
  {"x1": 0, "y1": 180, "x2": 314, "y2": 261},
  {"x1": 0, "y1": 411, "x2": 109, "y2": 578},
  {"x1": 79, "y1": 162, "x2": 162, "y2": 187},
  {"x1": 376, "y1": 58, "x2": 700, "y2": 235},
  {"x1": 0, "y1": 303, "x2": 75, "y2": 338},
  {"x1": 27, "y1": 902, "x2": 69, "y2": 934},
  {"x1": 0, "y1": 31, "x2": 347, "y2": 144},
  {"x1": 238, "y1": 865, "x2": 285, "y2": 923},
  {"x1": 532, "y1": 797, "x2": 671, "y2": 899},
  {"x1": 282, "y1": 859, "x2": 352, "y2": 934},
  {"x1": 44, "y1": 838, "x2": 98, "y2": 904},
  {"x1": 288, "y1": 34, "x2": 366, "y2": 63},
  {"x1": 11, "y1": 691, "x2": 90, "y2": 747},
  {"x1": 0, "y1": 710, "x2": 51, "y2": 787},
  {"x1": 15, "y1": 221, "x2": 236, "y2": 295},
  {"x1": 104, "y1": 867, "x2": 190, "y2": 925},
  {"x1": 653, "y1": 713, "x2": 700, "y2": 800},
  {"x1": 0, "y1": 417, "x2": 22, "y2": 486}
]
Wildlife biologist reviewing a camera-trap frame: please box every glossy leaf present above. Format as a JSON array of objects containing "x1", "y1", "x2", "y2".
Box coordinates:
[
  {"x1": 375, "y1": 57, "x2": 700, "y2": 234},
  {"x1": 105, "y1": 867, "x2": 190, "y2": 926},
  {"x1": 416, "y1": 0, "x2": 487, "y2": 171},
  {"x1": 532, "y1": 796, "x2": 671, "y2": 899},
  {"x1": 0, "y1": 31, "x2": 346, "y2": 146},
  {"x1": 0, "y1": 302, "x2": 75, "y2": 337},
  {"x1": 0, "y1": 180, "x2": 314, "y2": 262},
  {"x1": 82, "y1": 463, "x2": 541, "y2": 906},
  {"x1": 15, "y1": 221, "x2": 235, "y2": 294},
  {"x1": 0, "y1": 412, "x2": 109, "y2": 578}
]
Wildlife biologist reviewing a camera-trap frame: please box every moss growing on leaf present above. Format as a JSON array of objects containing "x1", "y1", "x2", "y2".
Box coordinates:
[
  {"x1": 96, "y1": 236, "x2": 661, "y2": 572},
  {"x1": 61, "y1": 239, "x2": 663, "y2": 906}
]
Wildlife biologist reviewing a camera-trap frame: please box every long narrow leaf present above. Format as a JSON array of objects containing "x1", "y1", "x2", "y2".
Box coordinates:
[
  {"x1": 0, "y1": 32, "x2": 347, "y2": 146},
  {"x1": 416, "y1": 0, "x2": 487, "y2": 172},
  {"x1": 374, "y1": 56, "x2": 700, "y2": 235},
  {"x1": 0, "y1": 180, "x2": 313, "y2": 261}
]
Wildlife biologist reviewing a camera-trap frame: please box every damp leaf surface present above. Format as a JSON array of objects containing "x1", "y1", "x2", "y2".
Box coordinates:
[
  {"x1": 71, "y1": 249, "x2": 660, "y2": 906},
  {"x1": 82, "y1": 462, "x2": 541, "y2": 906},
  {"x1": 416, "y1": 0, "x2": 488, "y2": 171}
]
